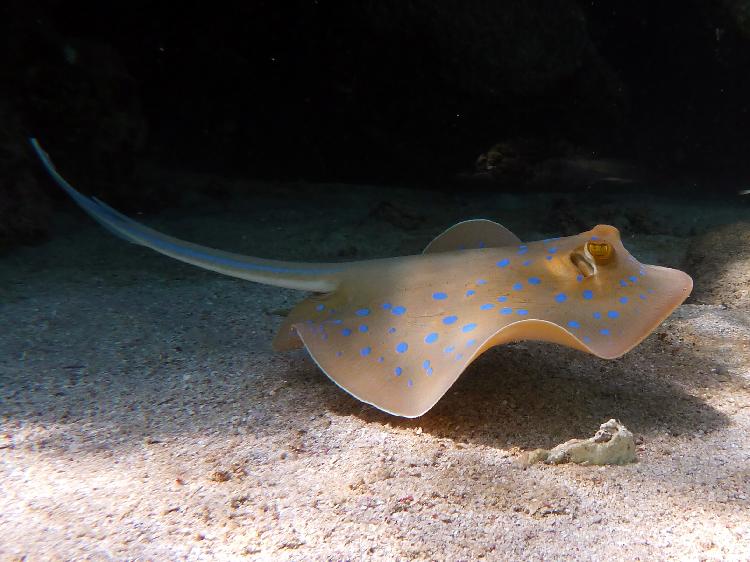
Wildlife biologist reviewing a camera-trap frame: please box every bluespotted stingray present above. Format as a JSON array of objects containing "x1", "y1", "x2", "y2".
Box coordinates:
[{"x1": 31, "y1": 139, "x2": 693, "y2": 417}]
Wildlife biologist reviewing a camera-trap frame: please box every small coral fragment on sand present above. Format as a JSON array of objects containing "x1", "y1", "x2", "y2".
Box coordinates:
[{"x1": 526, "y1": 419, "x2": 637, "y2": 466}]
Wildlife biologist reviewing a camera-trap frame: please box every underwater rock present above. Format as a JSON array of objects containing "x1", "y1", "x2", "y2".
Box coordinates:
[
  {"x1": 0, "y1": 30, "x2": 147, "y2": 249},
  {"x1": 470, "y1": 138, "x2": 645, "y2": 192},
  {"x1": 358, "y1": 1, "x2": 625, "y2": 179},
  {"x1": 685, "y1": 221, "x2": 750, "y2": 308},
  {"x1": 472, "y1": 139, "x2": 540, "y2": 185},
  {"x1": 367, "y1": 1, "x2": 591, "y2": 97},
  {"x1": 0, "y1": 3, "x2": 149, "y2": 252},
  {"x1": 23, "y1": 37, "x2": 148, "y2": 191},
  {"x1": 525, "y1": 419, "x2": 637, "y2": 466},
  {"x1": 720, "y1": 0, "x2": 750, "y2": 38},
  {"x1": 0, "y1": 99, "x2": 51, "y2": 252},
  {"x1": 4, "y1": 6, "x2": 147, "y2": 205}
]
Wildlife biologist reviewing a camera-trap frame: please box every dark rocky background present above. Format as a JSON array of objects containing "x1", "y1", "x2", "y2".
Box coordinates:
[{"x1": 2, "y1": 0, "x2": 750, "y2": 250}]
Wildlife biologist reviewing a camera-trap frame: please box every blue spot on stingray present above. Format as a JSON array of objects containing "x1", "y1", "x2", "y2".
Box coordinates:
[
  {"x1": 518, "y1": 246, "x2": 528, "y2": 255},
  {"x1": 600, "y1": 328, "x2": 610, "y2": 336},
  {"x1": 497, "y1": 258, "x2": 510, "y2": 268},
  {"x1": 329, "y1": 319, "x2": 343, "y2": 324},
  {"x1": 396, "y1": 342, "x2": 408, "y2": 353},
  {"x1": 462, "y1": 323, "x2": 477, "y2": 333},
  {"x1": 433, "y1": 292, "x2": 448, "y2": 300},
  {"x1": 466, "y1": 339, "x2": 477, "y2": 348},
  {"x1": 444, "y1": 345, "x2": 455, "y2": 353},
  {"x1": 513, "y1": 282, "x2": 523, "y2": 291},
  {"x1": 639, "y1": 294, "x2": 647, "y2": 300},
  {"x1": 593, "y1": 311, "x2": 602, "y2": 319},
  {"x1": 407, "y1": 379, "x2": 414, "y2": 387},
  {"x1": 523, "y1": 260, "x2": 532, "y2": 266},
  {"x1": 480, "y1": 303, "x2": 494, "y2": 310},
  {"x1": 477, "y1": 279, "x2": 488, "y2": 285},
  {"x1": 548, "y1": 247, "x2": 558, "y2": 254},
  {"x1": 568, "y1": 320, "x2": 581, "y2": 329},
  {"x1": 394, "y1": 367, "x2": 402, "y2": 376},
  {"x1": 497, "y1": 296, "x2": 508, "y2": 303},
  {"x1": 619, "y1": 280, "x2": 628, "y2": 287},
  {"x1": 501, "y1": 307, "x2": 512, "y2": 315},
  {"x1": 528, "y1": 277, "x2": 541, "y2": 285},
  {"x1": 382, "y1": 302, "x2": 392, "y2": 310},
  {"x1": 576, "y1": 274, "x2": 583, "y2": 282},
  {"x1": 456, "y1": 353, "x2": 464, "y2": 360},
  {"x1": 360, "y1": 346, "x2": 372, "y2": 356},
  {"x1": 443, "y1": 315, "x2": 458, "y2": 325},
  {"x1": 590, "y1": 236, "x2": 599, "y2": 240},
  {"x1": 377, "y1": 356, "x2": 384, "y2": 363},
  {"x1": 423, "y1": 359, "x2": 430, "y2": 370},
  {"x1": 545, "y1": 255, "x2": 553, "y2": 261},
  {"x1": 359, "y1": 324, "x2": 369, "y2": 333},
  {"x1": 315, "y1": 304, "x2": 325, "y2": 311},
  {"x1": 392, "y1": 306, "x2": 406, "y2": 316},
  {"x1": 342, "y1": 328, "x2": 352, "y2": 336},
  {"x1": 478, "y1": 241, "x2": 486, "y2": 248},
  {"x1": 583, "y1": 289, "x2": 593, "y2": 300},
  {"x1": 619, "y1": 296, "x2": 629, "y2": 304},
  {"x1": 425, "y1": 332, "x2": 438, "y2": 344},
  {"x1": 608, "y1": 310, "x2": 620, "y2": 319},
  {"x1": 336, "y1": 351, "x2": 343, "y2": 357},
  {"x1": 555, "y1": 293, "x2": 567, "y2": 303},
  {"x1": 426, "y1": 367, "x2": 433, "y2": 376},
  {"x1": 388, "y1": 327, "x2": 396, "y2": 334},
  {"x1": 466, "y1": 289, "x2": 476, "y2": 297},
  {"x1": 583, "y1": 336, "x2": 592, "y2": 343},
  {"x1": 629, "y1": 276, "x2": 638, "y2": 283},
  {"x1": 517, "y1": 309, "x2": 529, "y2": 315},
  {"x1": 356, "y1": 308, "x2": 370, "y2": 316}
]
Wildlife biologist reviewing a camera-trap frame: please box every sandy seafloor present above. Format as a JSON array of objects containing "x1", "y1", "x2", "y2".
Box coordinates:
[{"x1": 1, "y1": 172, "x2": 749, "y2": 561}]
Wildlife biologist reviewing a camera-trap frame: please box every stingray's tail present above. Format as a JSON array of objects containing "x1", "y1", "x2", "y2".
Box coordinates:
[{"x1": 29, "y1": 139, "x2": 344, "y2": 292}]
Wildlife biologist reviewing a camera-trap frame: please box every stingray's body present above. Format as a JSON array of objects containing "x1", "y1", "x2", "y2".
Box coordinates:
[{"x1": 30, "y1": 139, "x2": 693, "y2": 417}]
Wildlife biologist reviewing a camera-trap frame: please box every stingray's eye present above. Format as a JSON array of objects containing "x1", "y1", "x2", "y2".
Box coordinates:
[
  {"x1": 571, "y1": 239, "x2": 615, "y2": 278},
  {"x1": 586, "y1": 240, "x2": 614, "y2": 264}
]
